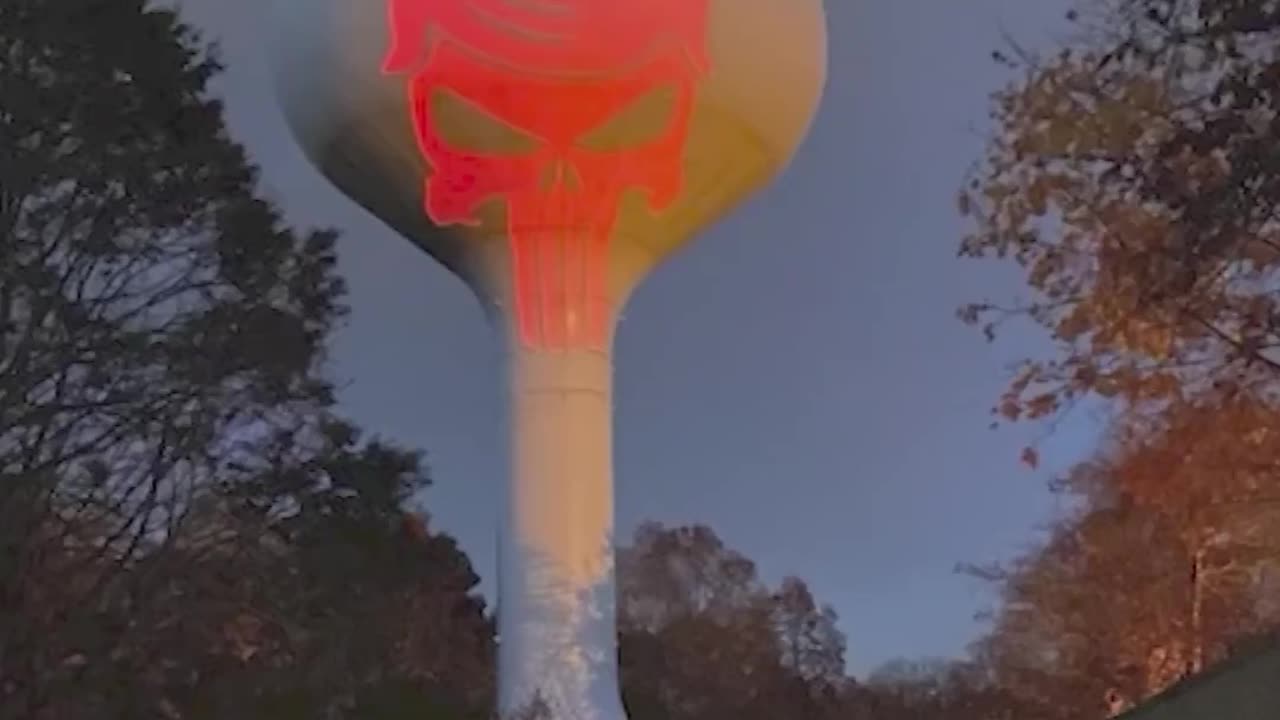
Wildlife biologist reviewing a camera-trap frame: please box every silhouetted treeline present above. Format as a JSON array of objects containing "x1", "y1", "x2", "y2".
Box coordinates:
[{"x1": 5, "y1": 1, "x2": 1280, "y2": 719}]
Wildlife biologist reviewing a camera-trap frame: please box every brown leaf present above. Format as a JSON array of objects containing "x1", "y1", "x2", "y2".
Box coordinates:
[{"x1": 1020, "y1": 447, "x2": 1040, "y2": 469}]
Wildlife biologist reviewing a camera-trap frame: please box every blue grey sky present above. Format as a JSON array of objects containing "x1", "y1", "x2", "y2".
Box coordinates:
[{"x1": 181, "y1": 0, "x2": 1096, "y2": 676}]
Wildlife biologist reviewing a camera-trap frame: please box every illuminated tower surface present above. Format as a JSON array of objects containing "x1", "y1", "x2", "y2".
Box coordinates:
[{"x1": 270, "y1": 1, "x2": 826, "y2": 717}]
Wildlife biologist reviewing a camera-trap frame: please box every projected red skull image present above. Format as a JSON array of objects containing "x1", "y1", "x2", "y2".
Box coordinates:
[{"x1": 382, "y1": 0, "x2": 712, "y2": 349}]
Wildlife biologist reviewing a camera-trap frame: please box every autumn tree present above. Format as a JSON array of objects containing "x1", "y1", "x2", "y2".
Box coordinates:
[
  {"x1": 858, "y1": 658, "x2": 1025, "y2": 720},
  {"x1": 0, "y1": 0, "x2": 357, "y2": 713},
  {"x1": 960, "y1": 0, "x2": 1280, "y2": 422},
  {"x1": 616, "y1": 522, "x2": 849, "y2": 720},
  {"x1": 966, "y1": 393, "x2": 1280, "y2": 718},
  {"x1": 0, "y1": 2, "x2": 503, "y2": 718},
  {"x1": 136, "y1": 420, "x2": 494, "y2": 720},
  {"x1": 9, "y1": 417, "x2": 496, "y2": 720},
  {"x1": 968, "y1": 501, "x2": 1198, "y2": 718},
  {"x1": 611, "y1": 519, "x2": 1027, "y2": 720},
  {"x1": 772, "y1": 576, "x2": 848, "y2": 685},
  {"x1": 1088, "y1": 393, "x2": 1280, "y2": 672},
  {"x1": 957, "y1": 2, "x2": 1280, "y2": 711}
]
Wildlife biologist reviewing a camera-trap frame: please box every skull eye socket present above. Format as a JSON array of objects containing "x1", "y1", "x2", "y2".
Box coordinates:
[
  {"x1": 430, "y1": 88, "x2": 540, "y2": 154},
  {"x1": 577, "y1": 85, "x2": 677, "y2": 152}
]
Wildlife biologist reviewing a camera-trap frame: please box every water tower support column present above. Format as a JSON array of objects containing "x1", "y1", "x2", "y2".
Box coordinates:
[{"x1": 499, "y1": 339, "x2": 627, "y2": 720}]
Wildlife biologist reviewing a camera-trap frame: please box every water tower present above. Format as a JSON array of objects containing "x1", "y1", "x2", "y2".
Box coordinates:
[{"x1": 269, "y1": 1, "x2": 827, "y2": 717}]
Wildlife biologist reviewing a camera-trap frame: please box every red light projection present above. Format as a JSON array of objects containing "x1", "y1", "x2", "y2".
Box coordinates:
[{"x1": 382, "y1": 0, "x2": 712, "y2": 350}]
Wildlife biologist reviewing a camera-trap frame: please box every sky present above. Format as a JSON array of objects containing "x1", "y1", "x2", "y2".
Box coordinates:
[{"x1": 178, "y1": 0, "x2": 1098, "y2": 676}]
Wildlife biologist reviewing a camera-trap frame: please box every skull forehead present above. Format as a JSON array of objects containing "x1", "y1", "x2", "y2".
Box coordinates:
[
  {"x1": 385, "y1": 0, "x2": 711, "y2": 75},
  {"x1": 462, "y1": 0, "x2": 703, "y2": 35}
]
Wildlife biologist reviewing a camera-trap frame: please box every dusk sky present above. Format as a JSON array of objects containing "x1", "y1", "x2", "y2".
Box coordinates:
[{"x1": 180, "y1": 0, "x2": 1097, "y2": 676}]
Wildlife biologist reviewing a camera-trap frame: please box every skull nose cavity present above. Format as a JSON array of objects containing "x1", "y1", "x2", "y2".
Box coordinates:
[{"x1": 538, "y1": 158, "x2": 583, "y2": 192}]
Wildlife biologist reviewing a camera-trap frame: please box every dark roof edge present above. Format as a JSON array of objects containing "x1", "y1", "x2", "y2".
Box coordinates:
[{"x1": 1116, "y1": 634, "x2": 1280, "y2": 718}]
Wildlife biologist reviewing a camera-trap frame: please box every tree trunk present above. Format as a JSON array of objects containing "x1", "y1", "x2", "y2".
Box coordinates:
[{"x1": 1189, "y1": 545, "x2": 1206, "y2": 676}]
